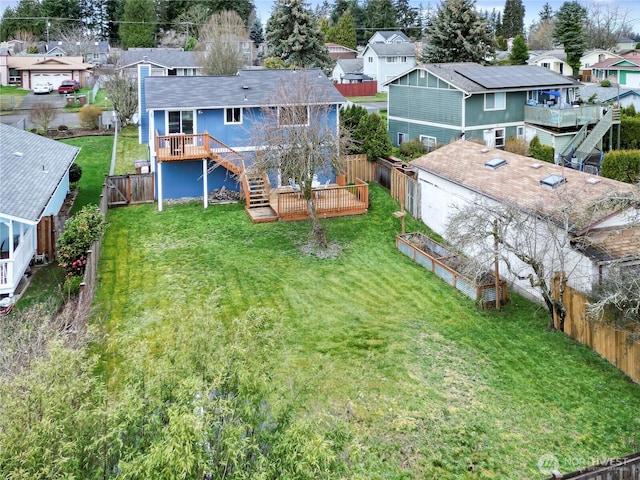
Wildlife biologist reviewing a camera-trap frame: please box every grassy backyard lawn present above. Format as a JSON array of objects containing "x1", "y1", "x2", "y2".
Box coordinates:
[{"x1": 94, "y1": 187, "x2": 640, "y2": 478}]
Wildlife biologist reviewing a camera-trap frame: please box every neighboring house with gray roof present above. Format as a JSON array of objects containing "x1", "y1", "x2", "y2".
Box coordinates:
[
  {"x1": 0, "y1": 124, "x2": 79, "y2": 297},
  {"x1": 410, "y1": 139, "x2": 640, "y2": 302},
  {"x1": 46, "y1": 40, "x2": 110, "y2": 67},
  {"x1": 331, "y1": 58, "x2": 372, "y2": 83},
  {"x1": 590, "y1": 55, "x2": 640, "y2": 89},
  {"x1": 117, "y1": 48, "x2": 202, "y2": 78},
  {"x1": 360, "y1": 31, "x2": 416, "y2": 92},
  {"x1": 577, "y1": 84, "x2": 640, "y2": 110},
  {"x1": 385, "y1": 63, "x2": 619, "y2": 169},
  {"x1": 136, "y1": 67, "x2": 345, "y2": 208}
]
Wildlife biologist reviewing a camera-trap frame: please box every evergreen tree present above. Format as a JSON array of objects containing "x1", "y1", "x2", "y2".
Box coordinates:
[
  {"x1": 365, "y1": 0, "x2": 398, "y2": 37},
  {"x1": 42, "y1": 0, "x2": 82, "y2": 33},
  {"x1": 509, "y1": 33, "x2": 528, "y2": 64},
  {"x1": 500, "y1": 0, "x2": 525, "y2": 38},
  {"x1": 424, "y1": 0, "x2": 493, "y2": 64},
  {"x1": 331, "y1": 10, "x2": 357, "y2": 50},
  {"x1": 119, "y1": 0, "x2": 156, "y2": 49},
  {"x1": 354, "y1": 112, "x2": 393, "y2": 161},
  {"x1": 266, "y1": 0, "x2": 332, "y2": 70},
  {"x1": 553, "y1": 1, "x2": 587, "y2": 77},
  {"x1": 395, "y1": 0, "x2": 420, "y2": 39},
  {"x1": 539, "y1": 2, "x2": 554, "y2": 22},
  {"x1": 0, "y1": 0, "x2": 45, "y2": 41},
  {"x1": 331, "y1": 0, "x2": 351, "y2": 25},
  {"x1": 209, "y1": 0, "x2": 256, "y2": 24},
  {"x1": 348, "y1": 0, "x2": 368, "y2": 45},
  {"x1": 250, "y1": 17, "x2": 265, "y2": 44}
]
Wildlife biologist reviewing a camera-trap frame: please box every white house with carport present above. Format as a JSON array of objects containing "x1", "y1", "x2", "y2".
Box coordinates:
[
  {"x1": 0, "y1": 124, "x2": 80, "y2": 298},
  {"x1": 410, "y1": 140, "x2": 639, "y2": 302}
]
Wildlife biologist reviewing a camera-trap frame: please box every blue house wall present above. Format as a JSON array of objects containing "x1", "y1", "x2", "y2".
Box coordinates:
[{"x1": 42, "y1": 173, "x2": 70, "y2": 217}]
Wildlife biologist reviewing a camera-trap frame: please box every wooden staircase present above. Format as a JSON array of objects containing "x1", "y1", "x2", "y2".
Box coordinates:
[{"x1": 244, "y1": 172, "x2": 278, "y2": 223}]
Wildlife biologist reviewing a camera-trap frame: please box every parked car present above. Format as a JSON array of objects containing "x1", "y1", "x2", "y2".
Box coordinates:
[
  {"x1": 33, "y1": 82, "x2": 53, "y2": 94},
  {"x1": 58, "y1": 80, "x2": 80, "y2": 94}
]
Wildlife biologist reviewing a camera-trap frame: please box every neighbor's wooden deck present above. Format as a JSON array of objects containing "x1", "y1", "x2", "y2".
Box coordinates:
[{"x1": 247, "y1": 179, "x2": 369, "y2": 223}]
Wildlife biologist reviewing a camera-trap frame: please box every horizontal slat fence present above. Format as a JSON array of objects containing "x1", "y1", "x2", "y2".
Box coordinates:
[{"x1": 553, "y1": 279, "x2": 640, "y2": 384}]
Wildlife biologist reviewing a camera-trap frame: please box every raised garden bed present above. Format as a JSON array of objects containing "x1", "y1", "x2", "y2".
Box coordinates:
[{"x1": 396, "y1": 232, "x2": 508, "y2": 307}]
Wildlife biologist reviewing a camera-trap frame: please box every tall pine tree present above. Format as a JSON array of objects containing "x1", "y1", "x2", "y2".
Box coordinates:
[
  {"x1": 266, "y1": 0, "x2": 332, "y2": 70},
  {"x1": 331, "y1": 10, "x2": 357, "y2": 50},
  {"x1": 553, "y1": 1, "x2": 587, "y2": 77},
  {"x1": 509, "y1": 33, "x2": 528, "y2": 64},
  {"x1": 364, "y1": 0, "x2": 398, "y2": 38},
  {"x1": 424, "y1": 0, "x2": 493, "y2": 64},
  {"x1": 499, "y1": 0, "x2": 525, "y2": 38},
  {"x1": 119, "y1": 0, "x2": 156, "y2": 48},
  {"x1": 250, "y1": 17, "x2": 265, "y2": 44}
]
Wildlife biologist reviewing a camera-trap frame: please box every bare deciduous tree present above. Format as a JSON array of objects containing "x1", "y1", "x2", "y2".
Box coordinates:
[
  {"x1": 49, "y1": 25, "x2": 99, "y2": 59},
  {"x1": 446, "y1": 188, "x2": 639, "y2": 330},
  {"x1": 102, "y1": 69, "x2": 138, "y2": 127},
  {"x1": 585, "y1": 2, "x2": 636, "y2": 50},
  {"x1": 195, "y1": 10, "x2": 250, "y2": 75},
  {"x1": 250, "y1": 70, "x2": 349, "y2": 248},
  {"x1": 588, "y1": 265, "x2": 640, "y2": 332},
  {"x1": 527, "y1": 21, "x2": 555, "y2": 50},
  {"x1": 29, "y1": 102, "x2": 56, "y2": 132}
]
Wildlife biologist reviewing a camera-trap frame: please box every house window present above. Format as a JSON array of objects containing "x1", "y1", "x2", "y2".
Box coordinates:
[
  {"x1": 495, "y1": 128, "x2": 505, "y2": 149},
  {"x1": 368, "y1": 56, "x2": 373, "y2": 63},
  {"x1": 8, "y1": 68, "x2": 19, "y2": 83},
  {"x1": 225, "y1": 107, "x2": 242, "y2": 124},
  {"x1": 398, "y1": 132, "x2": 406, "y2": 145},
  {"x1": 92, "y1": 53, "x2": 100, "y2": 60},
  {"x1": 386, "y1": 56, "x2": 398, "y2": 63},
  {"x1": 541, "y1": 62, "x2": 550, "y2": 69},
  {"x1": 559, "y1": 63, "x2": 564, "y2": 74},
  {"x1": 278, "y1": 105, "x2": 309, "y2": 126},
  {"x1": 485, "y1": 92, "x2": 506, "y2": 111},
  {"x1": 401, "y1": 56, "x2": 407, "y2": 62},
  {"x1": 516, "y1": 126, "x2": 524, "y2": 139},
  {"x1": 419, "y1": 69, "x2": 425, "y2": 78},
  {"x1": 420, "y1": 135, "x2": 436, "y2": 152},
  {"x1": 168, "y1": 110, "x2": 194, "y2": 134}
]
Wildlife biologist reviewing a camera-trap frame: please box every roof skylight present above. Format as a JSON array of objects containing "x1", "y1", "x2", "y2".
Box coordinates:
[
  {"x1": 485, "y1": 157, "x2": 507, "y2": 169},
  {"x1": 540, "y1": 174, "x2": 566, "y2": 189}
]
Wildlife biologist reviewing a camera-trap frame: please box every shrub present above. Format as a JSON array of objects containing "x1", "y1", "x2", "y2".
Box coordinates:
[
  {"x1": 354, "y1": 112, "x2": 392, "y2": 161},
  {"x1": 57, "y1": 205, "x2": 106, "y2": 277},
  {"x1": 600, "y1": 79, "x2": 611, "y2": 87},
  {"x1": 604, "y1": 115, "x2": 640, "y2": 149},
  {"x1": 505, "y1": 137, "x2": 528, "y2": 156},
  {"x1": 527, "y1": 136, "x2": 555, "y2": 163},
  {"x1": 398, "y1": 138, "x2": 427, "y2": 160},
  {"x1": 28, "y1": 102, "x2": 56, "y2": 132},
  {"x1": 78, "y1": 105, "x2": 102, "y2": 129},
  {"x1": 601, "y1": 150, "x2": 640, "y2": 183},
  {"x1": 62, "y1": 275, "x2": 83, "y2": 297},
  {"x1": 57, "y1": 124, "x2": 68, "y2": 131},
  {"x1": 69, "y1": 163, "x2": 82, "y2": 183}
]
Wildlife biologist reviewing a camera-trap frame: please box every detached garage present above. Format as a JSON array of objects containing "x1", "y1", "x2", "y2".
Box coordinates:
[{"x1": 8, "y1": 56, "x2": 93, "y2": 90}]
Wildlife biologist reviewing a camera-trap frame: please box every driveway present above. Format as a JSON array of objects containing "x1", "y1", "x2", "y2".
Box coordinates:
[
  {"x1": 18, "y1": 90, "x2": 68, "y2": 110},
  {"x1": 1, "y1": 91, "x2": 81, "y2": 129}
]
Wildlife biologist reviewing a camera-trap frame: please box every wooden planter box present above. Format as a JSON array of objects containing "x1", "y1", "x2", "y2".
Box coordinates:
[{"x1": 396, "y1": 232, "x2": 508, "y2": 307}]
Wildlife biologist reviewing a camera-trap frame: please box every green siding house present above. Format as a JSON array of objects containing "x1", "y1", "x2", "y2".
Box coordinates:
[{"x1": 386, "y1": 63, "x2": 619, "y2": 169}]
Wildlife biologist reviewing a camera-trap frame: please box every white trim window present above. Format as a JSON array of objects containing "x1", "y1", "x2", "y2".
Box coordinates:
[
  {"x1": 368, "y1": 56, "x2": 373, "y2": 63},
  {"x1": 225, "y1": 107, "x2": 242, "y2": 125},
  {"x1": 419, "y1": 69, "x2": 425, "y2": 78},
  {"x1": 278, "y1": 105, "x2": 309, "y2": 127},
  {"x1": 484, "y1": 92, "x2": 506, "y2": 111},
  {"x1": 167, "y1": 110, "x2": 194, "y2": 134},
  {"x1": 495, "y1": 128, "x2": 505, "y2": 149},
  {"x1": 401, "y1": 56, "x2": 407, "y2": 62},
  {"x1": 516, "y1": 126, "x2": 525, "y2": 139},
  {"x1": 398, "y1": 132, "x2": 406, "y2": 145},
  {"x1": 419, "y1": 135, "x2": 436, "y2": 152},
  {"x1": 386, "y1": 56, "x2": 398, "y2": 63}
]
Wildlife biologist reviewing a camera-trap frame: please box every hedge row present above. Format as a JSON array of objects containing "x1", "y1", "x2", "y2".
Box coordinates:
[{"x1": 601, "y1": 150, "x2": 640, "y2": 183}]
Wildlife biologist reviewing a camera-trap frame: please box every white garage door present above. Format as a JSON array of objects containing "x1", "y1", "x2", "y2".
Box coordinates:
[
  {"x1": 626, "y1": 72, "x2": 640, "y2": 88},
  {"x1": 32, "y1": 72, "x2": 72, "y2": 89}
]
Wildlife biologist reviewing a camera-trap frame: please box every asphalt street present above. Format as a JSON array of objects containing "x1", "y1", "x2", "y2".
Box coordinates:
[{"x1": 1, "y1": 90, "x2": 81, "y2": 129}]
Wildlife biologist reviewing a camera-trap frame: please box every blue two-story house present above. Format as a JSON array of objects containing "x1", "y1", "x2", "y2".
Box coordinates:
[
  {"x1": 138, "y1": 67, "x2": 347, "y2": 215},
  {"x1": 386, "y1": 63, "x2": 620, "y2": 170}
]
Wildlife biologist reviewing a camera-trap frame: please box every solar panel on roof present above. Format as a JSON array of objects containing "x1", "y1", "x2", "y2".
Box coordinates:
[{"x1": 454, "y1": 66, "x2": 577, "y2": 89}]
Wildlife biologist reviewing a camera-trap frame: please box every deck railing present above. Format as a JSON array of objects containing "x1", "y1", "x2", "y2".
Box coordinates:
[
  {"x1": 276, "y1": 179, "x2": 369, "y2": 221},
  {"x1": 524, "y1": 104, "x2": 601, "y2": 128}
]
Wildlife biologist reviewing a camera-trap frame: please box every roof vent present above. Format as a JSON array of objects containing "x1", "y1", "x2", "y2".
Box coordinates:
[
  {"x1": 242, "y1": 85, "x2": 249, "y2": 89},
  {"x1": 13, "y1": 151, "x2": 23, "y2": 157},
  {"x1": 480, "y1": 148, "x2": 490, "y2": 153},
  {"x1": 586, "y1": 177, "x2": 601, "y2": 184},
  {"x1": 530, "y1": 163, "x2": 542, "y2": 169},
  {"x1": 485, "y1": 157, "x2": 507, "y2": 169},
  {"x1": 540, "y1": 174, "x2": 566, "y2": 189}
]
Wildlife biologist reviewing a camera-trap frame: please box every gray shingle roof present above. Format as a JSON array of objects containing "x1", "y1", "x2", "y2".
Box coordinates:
[
  {"x1": 371, "y1": 31, "x2": 410, "y2": 42},
  {"x1": 118, "y1": 49, "x2": 200, "y2": 69},
  {"x1": 577, "y1": 85, "x2": 640, "y2": 103},
  {"x1": 0, "y1": 124, "x2": 79, "y2": 223},
  {"x1": 367, "y1": 42, "x2": 415, "y2": 57},
  {"x1": 337, "y1": 58, "x2": 363, "y2": 74},
  {"x1": 396, "y1": 63, "x2": 580, "y2": 93},
  {"x1": 145, "y1": 68, "x2": 346, "y2": 110}
]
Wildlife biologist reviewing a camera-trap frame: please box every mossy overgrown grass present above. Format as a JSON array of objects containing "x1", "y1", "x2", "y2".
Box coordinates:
[
  {"x1": 114, "y1": 125, "x2": 148, "y2": 174},
  {"x1": 94, "y1": 185, "x2": 640, "y2": 478}
]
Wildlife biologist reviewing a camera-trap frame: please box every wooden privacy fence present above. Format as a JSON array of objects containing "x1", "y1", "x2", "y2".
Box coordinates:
[
  {"x1": 106, "y1": 173, "x2": 154, "y2": 207},
  {"x1": 553, "y1": 278, "x2": 640, "y2": 384},
  {"x1": 341, "y1": 154, "x2": 375, "y2": 184},
  {"x1": 545, "y1": 451, "x2": 640, "y2": 480},
  {"x1": 333, "y1": 82, "x2": 377, "y2": 97},
  {"x1": 36, "y1": 215, "x2": 55, "y2": 261}
]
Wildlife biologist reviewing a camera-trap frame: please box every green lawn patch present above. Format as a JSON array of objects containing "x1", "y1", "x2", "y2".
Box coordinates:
[
  {"x1": 346, "y1": 92, "x2": 387, "y2": 103},
  {"x1": 0, "y1": 85, "x2": 29, "y2": 112},
  {"x1": 115, "y1": 125, "x2": 148, "y2": 174},
  {"x1": 61, "y1": 136, "x2": 113, "y2": 213},
  {"x1": 94, "y1": 185, "x2": 640, "y2": 478}
]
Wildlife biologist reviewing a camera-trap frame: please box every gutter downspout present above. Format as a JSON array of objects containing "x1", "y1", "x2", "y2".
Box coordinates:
[{"x1": 461, "y1": 91, "x2": 471, "y2": 139}]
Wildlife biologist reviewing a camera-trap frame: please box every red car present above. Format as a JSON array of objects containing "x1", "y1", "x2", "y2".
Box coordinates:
[{"x1": 58, "y1": 80, "x2": 80, "y2": 94}]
